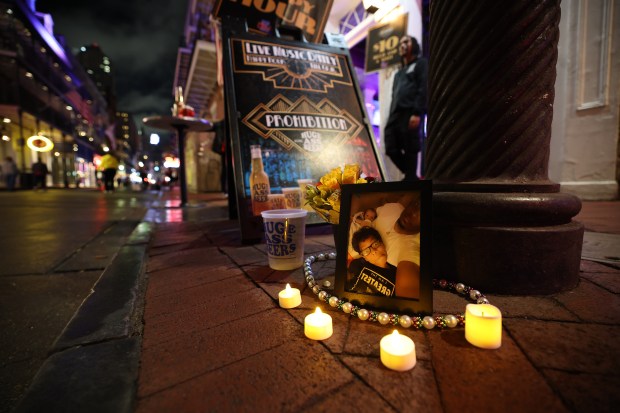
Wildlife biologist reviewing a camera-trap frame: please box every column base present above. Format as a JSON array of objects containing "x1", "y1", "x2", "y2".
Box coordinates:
[{"x1": 432, "y1": 191, "x2": 584, "y2": 295}]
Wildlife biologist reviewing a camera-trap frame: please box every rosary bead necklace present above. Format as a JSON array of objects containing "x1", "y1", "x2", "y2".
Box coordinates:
[{"x1": 303, "y1": 252, "x2": 492, "y2": 330}]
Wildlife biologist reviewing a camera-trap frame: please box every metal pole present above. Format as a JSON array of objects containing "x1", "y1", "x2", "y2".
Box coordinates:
[
  {"x1": 62, "y1": 132, "x2": 69, "y2": 188},
  {"x1": 176, "y1": 125, "x2": 189, "y2": 206},
  {"x1": 18, "y1": 109, "x2": 25, "y2": 172}
]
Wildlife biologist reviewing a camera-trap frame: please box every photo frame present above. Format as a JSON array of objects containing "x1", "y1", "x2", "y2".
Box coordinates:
[{"x1": 334, "y1": 180, "x2": 432, "y2": 315}]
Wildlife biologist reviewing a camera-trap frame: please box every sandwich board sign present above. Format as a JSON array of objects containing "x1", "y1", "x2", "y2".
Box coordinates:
[{"x1": 221, "y1": 27, "x2": 386, "y2": 242}]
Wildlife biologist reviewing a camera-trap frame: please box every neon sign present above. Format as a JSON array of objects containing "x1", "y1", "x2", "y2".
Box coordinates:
[{"x1": 27, "y1": 135, "x2": 54, "y2": 152}]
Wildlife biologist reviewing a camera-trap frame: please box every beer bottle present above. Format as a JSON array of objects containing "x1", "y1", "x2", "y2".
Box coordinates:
[{"x1": 250, "y1": 144, "x2": 271, "y2": 215}]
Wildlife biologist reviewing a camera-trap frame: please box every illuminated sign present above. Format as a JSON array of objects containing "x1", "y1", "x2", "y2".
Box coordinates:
[
  {"x1": 242, "y1": 94, "x2": 363, "y2": 155},
  {"x1": 164, "y1": 156, "x2": 180, "y2": 168},
  {"x1": 365, "y1": 13, "x2": 408, "y2": 73},
  {"x1": 27, "y1": 135, "x2": 54, "y2": 152},
  {"x1": 233, "y1": 39, "x2": 350, "y2": 92},
  {"x1": 213, "y1": 0, "x2": 332, "y2": 43}
]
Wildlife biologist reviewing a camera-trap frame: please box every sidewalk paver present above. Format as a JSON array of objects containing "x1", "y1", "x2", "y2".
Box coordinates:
[{"x1": 134, "y1": 198, "x2": 619, "y2": 413}]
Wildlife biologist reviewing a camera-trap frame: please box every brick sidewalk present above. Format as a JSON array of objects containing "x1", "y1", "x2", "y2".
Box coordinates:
[
  {"x1": 576, "y1": 201, "x2": 620, "y2": 234},
  {"x1": 135, "y1": 195, "x2": 620, "y2": 412}
]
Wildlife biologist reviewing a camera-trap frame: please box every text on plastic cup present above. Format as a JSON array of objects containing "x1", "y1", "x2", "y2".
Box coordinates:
[{"x1": 282, "y1": 188, "x2": 302, "y2": 208}]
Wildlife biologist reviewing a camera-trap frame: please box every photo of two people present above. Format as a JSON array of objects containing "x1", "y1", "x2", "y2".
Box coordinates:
[
  {"x1": 346, "y1": 191, "x2": 421, "y2": 299},
  {"x1": 335, "y1": 181, "x2": 432, "y2": 315}
]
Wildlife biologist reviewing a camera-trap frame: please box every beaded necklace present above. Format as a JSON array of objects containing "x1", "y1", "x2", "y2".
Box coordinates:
[{"x1": 304, "y1": 252, "x2": 491, "y2": 330}]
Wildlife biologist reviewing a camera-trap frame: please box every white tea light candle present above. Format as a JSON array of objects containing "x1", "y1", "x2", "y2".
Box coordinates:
[
  {"x1": 380, "y1": 330, "x2": 417, "y2": 371},
  {"x1": 278, "y1": 283, "x2": 302, "y2": 308},
  {"x1": 304, "y1": 307, "x2": 333, "y2": 340},
  {"x1": 465, "y1": 303, "x2": 502, "y2": 349}
]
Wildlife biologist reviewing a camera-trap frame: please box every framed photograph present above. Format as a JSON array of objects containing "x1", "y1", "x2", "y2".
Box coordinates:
[{"x1": 334, "y1": 180, "x2": 432, "y2": 315}]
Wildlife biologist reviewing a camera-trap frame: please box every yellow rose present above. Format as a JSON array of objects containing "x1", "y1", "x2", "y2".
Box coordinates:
[
  {"x1": 304, "y1": 164, "x2": 373, "y2": 225},
  {"x1": 341, "y1": 164, "x2": 361, "y2": 184},
  {"x1": 320, "y1": 177, "x2": 340, "y2": 191}
]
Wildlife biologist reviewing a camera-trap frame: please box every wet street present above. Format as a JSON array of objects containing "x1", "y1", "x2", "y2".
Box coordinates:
[{"x1": 0, "y1": 188, "x2": 157, "y2": 412}]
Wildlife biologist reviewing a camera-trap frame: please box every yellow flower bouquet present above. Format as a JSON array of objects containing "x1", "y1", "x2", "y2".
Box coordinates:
[{"x1": 303, "y1": 164, "x2": 374, "y2": 224}]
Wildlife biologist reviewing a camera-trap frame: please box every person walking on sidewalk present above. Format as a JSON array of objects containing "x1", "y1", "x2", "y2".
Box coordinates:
[
  {"x1": 32, "y1": 157, "x2": 48, "y2": 190},
  {"x1": 100, "y1": 152, "x2": 119, "y2": 193},
  {"x1": 1, "y1": 156, "x2": 19, "y2": 191},
  {"x1": 384, "y1": 35, "x2": 428, "y2": 181}
]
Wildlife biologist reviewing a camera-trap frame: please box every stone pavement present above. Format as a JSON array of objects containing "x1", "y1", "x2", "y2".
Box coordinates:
[
  {"x1": 134, "y1": 193, "x2": 619, "y2": 413},
  {"x1": 14, "y1": 190, "x2": 620, "y2": 413}
]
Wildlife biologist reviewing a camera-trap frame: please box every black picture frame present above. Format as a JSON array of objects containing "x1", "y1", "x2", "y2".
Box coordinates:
[{"x1": 334, "y1": 180, "x2": 432, "y2": 315}]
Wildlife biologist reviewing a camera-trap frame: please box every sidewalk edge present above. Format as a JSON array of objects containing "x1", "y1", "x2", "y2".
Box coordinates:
[{"x1": 13, "y1": 221, "x2": 155, "y2": 413}]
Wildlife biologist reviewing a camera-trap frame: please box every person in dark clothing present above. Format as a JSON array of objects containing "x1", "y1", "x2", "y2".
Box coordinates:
[
  {"x1": 32, "y1": 158, "x2": 48, "y2": 190},
  {"x1": 384, "y1": 35, "x2": 428, "y2": 181},
  {"x1": 139, "y1": 169, "x2": 149, "y2": 191},
  {"x1": 1, "y1": 156, "x2": 18, "y2": 191}
]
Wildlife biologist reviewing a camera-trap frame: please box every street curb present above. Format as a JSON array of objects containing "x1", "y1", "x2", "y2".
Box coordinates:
[
  {"x1": 13, "y1": 221, "x2": 155, "y2": 413},
  {"x1": 13, "y1": 338, "x2": 141, "y2": 413},
  {"x1": 52, "y1": 243, "x2": 147, "y2": 351}
]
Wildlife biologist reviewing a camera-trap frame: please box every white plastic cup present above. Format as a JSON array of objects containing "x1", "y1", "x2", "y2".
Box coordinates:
[
  {"x1": 282, "y1": 187, "x2": 302, "y2": 209},
  {"x1": 261, "y1": 209, "x2": 308, "y2": 270},
  {"x1": 268, "y1": 194, "x2": 286, "y2": 210}
]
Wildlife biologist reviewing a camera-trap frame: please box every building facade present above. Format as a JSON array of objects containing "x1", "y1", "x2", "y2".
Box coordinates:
[
  {"x1": 76, "y1": 43, "x2": 139, "y2": 182},
  {"x1": 551, "y1": 0, "x2": 619, "y2": 200},
  {"x1": 0, "y1": 0, "x2": 110, "y2": 189},
  {"x1": 173, "y1": 0, "x2": 221, "y2": 193},
  {"x1": 77, "y1": 43, "x2": 118, "y2": 127},
  {"x1": 172, "y1": 0, "x2": 619, "y2": 200}
]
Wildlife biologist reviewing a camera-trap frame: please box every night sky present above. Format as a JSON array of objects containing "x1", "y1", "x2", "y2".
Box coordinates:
[{"x1": 35, "y1": 0, "x2": 188, "y2": 122}]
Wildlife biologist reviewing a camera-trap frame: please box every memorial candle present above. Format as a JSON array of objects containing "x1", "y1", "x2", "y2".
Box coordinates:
[
  {"x1": 465, "y1": 303, "x2": 502, "y2": 349},
  {"x1": 278, "y1": 283, "x2": 301, "y2": 308},
  {"x1": 380, "y1": 330, "x2": 417, "y2": 371},
  {"x1": 304, "y1": 307, "x2": 333, "y2": 340}
]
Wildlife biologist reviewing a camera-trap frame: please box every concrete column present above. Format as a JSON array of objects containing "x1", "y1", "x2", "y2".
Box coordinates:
[{"x1": 425, "y1": 0, "x2": 583, "y2": 294}]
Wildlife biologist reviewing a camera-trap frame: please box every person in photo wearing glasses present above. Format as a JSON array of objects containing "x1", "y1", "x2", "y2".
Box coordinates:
[{"x1": 347, "y1": 226, "x2": 397, "y2": 297}]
